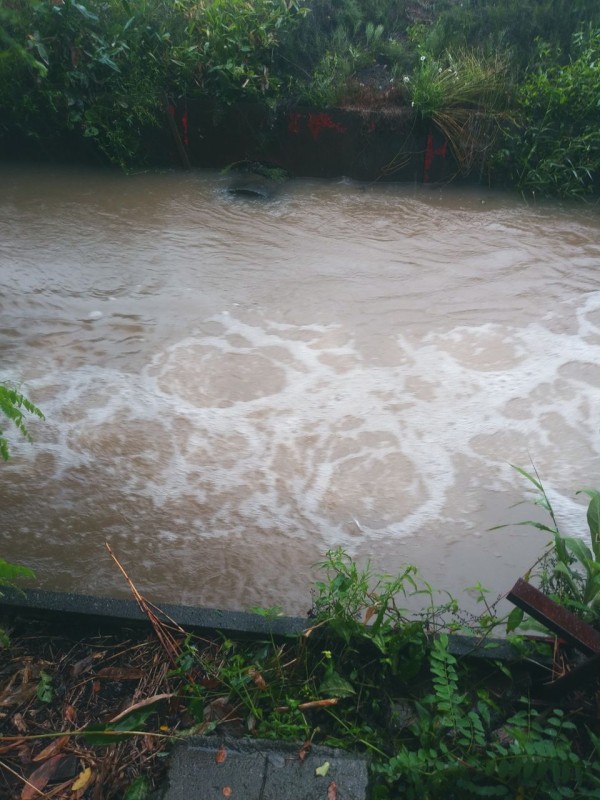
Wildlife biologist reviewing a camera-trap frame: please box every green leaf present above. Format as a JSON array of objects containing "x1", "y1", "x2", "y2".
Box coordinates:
[
  {"x1": 510, "y1": 464, "x2": 544, "y2": 492},
  {"x1": 564, "y1": 537, "x2": 593, "y2": 571},
  {"x1": 511, "y1": 520, "x2": 558, "y2": 535},
  {"x1": 319, "y1": 670, "x2": 355, "y2": 698},
  {"x1": 98, "y1": 54, "x2": 120, "y2": 72},
  {"x1": 0, "y1": 385, "x2": 44, "y2": 460},
  {"x1": 506, "y1": 607, "x2": 524, "y2": 633},
  {"x1": 0, "y1": 559, "x2": 35, "y2": 586},
  {"x1": 585, "y1": 492, "x2": 600, "y2": 561},
  {"x1": 0, "y1": 561, "x2": 35, "y2": 598},
  {"x1": 123, "y1": 775, "x2": 151, "y2": 800},
  {"x1": 82, "y1": 708, "x2": 154, "y2": 746},
  {"x1": 37, "y1": 671, "x2": 53, "y2": 703},
  {"x1": 552, "y1": 561, "x2": 581, "y2": 599},
  {"x1": 72, "y1": 2, "x2": 99, "y2": 21}
]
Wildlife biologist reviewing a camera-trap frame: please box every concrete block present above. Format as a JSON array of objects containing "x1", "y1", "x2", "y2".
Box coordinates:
[{"x1": 158, "y1": 737, "x2": 369, "y2": 800}]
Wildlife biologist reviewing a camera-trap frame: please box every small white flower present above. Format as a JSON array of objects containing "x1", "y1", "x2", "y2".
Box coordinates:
[
  {"x1": 403, "y1": 75, "x2": 410, "y2": 83},
  {"x1": 420, "y1": 55, "x2": 426, "y2": 62}
]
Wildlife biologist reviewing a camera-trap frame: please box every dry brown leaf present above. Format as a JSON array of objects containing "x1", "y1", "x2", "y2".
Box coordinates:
[
  {"x1": 248, "y1": 668, "x2": 267, "y2": 691},
  {"x1": 298, "y1": 739, "x2": 312, "y2": 762},
  {"x1": 33, "y1": 735, "x2": 69, "y2": 763},
  {"x1": 17, "y1": 744, "x2": 32, "y2": 765},
  {"x1": 91, "y1": 681, "x2": 101, "y2": 695},
  {"x1": 143, "y1": 734, "x2": 158, "y2": 752},
  {"x1": 0, "y1": 737, "x2": 26, "y2": 755},
  {"x1": 327, "y1": 780, "x2": 337, "y2": 800},
  {"x1": 215, "y1": 746, "x2": 227, "y2": 764},
  {"x1": 42, "y1": 778, "x2": 73, "y2": 799},
  {"x1": 12, "y1": 713, "x2": 27, "y2": 734},
  {"x1": 71, "y1": 652, "x2": 104, "y2": 678},
  {"x1": 96, "y1": 667, "x2": 143, "y2": 681},
  {"x1": 203, "y1": 696, "x2": 235, "y2": 724},
  {"x1": 64, "y1": 705, "x2": 77, "y2": 724},
  {"x1": 0, "y1": 680, "x2": 37, "y2": 708},
  {"x1": 364, "y1": 606, "x2": 376, "y2": 624},
  {"x1": 21, "y1": 754, "x2": 65, "y2": 800}
]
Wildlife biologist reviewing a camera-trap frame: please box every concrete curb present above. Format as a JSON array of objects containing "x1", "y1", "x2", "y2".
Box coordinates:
[
  {"x1": 1, "y1": 587, "x2": 532, "y2": 663},
  {"x1": 0, "y1": 587, "x2": 308, "y2": 639}
]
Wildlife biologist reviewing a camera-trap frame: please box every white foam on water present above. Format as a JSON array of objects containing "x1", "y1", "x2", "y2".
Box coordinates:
[{"x1": 10, "y1": 291, "x2": 600, "y2": 557}]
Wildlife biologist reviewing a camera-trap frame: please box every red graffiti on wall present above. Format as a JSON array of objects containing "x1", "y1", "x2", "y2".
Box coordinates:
[
  {"x1": 307, "y1": 112, "x2": 347, "y2": 141},
  {"x1": 423, "y1": 131, "x2": 447, "y2": 183},
  {"x1": 181, "y1": 111, "x2": 189, "y2": 147}
]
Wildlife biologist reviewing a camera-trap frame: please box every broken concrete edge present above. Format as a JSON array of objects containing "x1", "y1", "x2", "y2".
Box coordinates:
[{"x1": 0, "y1": 586, "x2": 537, "y2": 665}]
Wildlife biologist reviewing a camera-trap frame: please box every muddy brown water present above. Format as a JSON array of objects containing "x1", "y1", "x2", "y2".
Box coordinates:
[{"x1": 1, "y1": 163, "x2": 599, "y2": 615}]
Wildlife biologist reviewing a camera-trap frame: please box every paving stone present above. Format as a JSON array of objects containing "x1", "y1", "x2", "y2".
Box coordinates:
[
  {"x1": 158, "y1": 736, "x2": 369, "y2": 800},
  {"x1": 263, "y1": 742, "x2": 369, "y2": 800},
  {"x1": 159, "y1": 739, "x2": 265, "y2": 800}
]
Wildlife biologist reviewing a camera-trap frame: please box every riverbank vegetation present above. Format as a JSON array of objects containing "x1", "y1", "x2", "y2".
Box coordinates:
[
  {"x1": 2, "y1": 480, "x2": 600, "y2": 798},
  {"x1": 1, "y1": 0, "x2": 599, "y2": 196},
  {"x1": 0, "y1": 385, "x2": 42, "y2": 637}
]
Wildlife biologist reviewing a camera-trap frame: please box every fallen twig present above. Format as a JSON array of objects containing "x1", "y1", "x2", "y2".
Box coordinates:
[
  {"x1": 105, "y1": 543, "x2": 184, "y2": 667},
  {"x1": 275, "y1": 698, "x2": 338, "y2": 713}
]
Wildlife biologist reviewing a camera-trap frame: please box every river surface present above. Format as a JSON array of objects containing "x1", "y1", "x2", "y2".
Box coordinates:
[{"x1": 1, "y1": 163, "x2": 599, "y2": 614}]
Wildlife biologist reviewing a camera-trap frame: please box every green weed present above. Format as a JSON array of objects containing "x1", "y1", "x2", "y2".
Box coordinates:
[
  {"x1": 501, "y1": 465, "x2": 600, "y2": 624},
  {"x1": 0, "y1": 383, "x2": 44, "y2": 463}
]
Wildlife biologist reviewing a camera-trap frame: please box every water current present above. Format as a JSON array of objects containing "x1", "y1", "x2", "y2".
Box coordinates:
[{"x1": 1, "y1": 163, "x2": 599, "y2": 614}]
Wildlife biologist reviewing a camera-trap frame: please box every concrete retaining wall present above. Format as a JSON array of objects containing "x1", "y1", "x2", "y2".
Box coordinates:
[{"x1": 168, "y1": 100, "x2": 460, "y2": 183}]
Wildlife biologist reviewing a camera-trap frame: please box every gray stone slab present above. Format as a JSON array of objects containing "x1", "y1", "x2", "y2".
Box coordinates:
[
  {"x1": 160, "y1": 739, "x2": 266, "y2": 800},
  {"x1": 158, "y1": 737, "x2": 369, "y2": 800},
  {"x1": 263, "y1": 741, "x2": 369, "y2": 800}
]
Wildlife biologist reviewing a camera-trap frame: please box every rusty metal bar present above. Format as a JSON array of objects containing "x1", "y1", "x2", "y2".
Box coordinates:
[{"x1": 507, "y1": 578, "x2": 600, "y2": 657}]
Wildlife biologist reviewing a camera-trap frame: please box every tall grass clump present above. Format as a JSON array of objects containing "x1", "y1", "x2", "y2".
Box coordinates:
[{"x1": 408, "y1": 49, "x2": 512, "y2": 176}]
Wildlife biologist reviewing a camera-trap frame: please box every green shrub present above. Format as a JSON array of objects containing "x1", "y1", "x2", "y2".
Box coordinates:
[
  {"x1": 0, "y1": 0, "x2": 306, "y2": 167},
  {"x1": 421, "y1": 0, "x2": 600, "y2": 72},
  {"x1": 499, "y1": 28, "x2": 600, "y2": 198}
]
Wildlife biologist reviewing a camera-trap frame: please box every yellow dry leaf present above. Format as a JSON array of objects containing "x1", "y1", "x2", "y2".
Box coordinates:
[
  {"x1": 315, "y1": 761, "x2": 330, "y2": 777},
  {"x1": 71, "y1": 767, "x2": 93, "y2": 792},
  {"x1": 364, "y1": 606, "x2": 376, "y2": 624}
]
